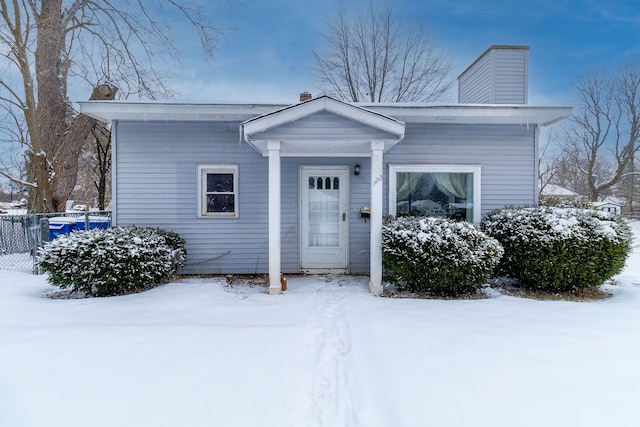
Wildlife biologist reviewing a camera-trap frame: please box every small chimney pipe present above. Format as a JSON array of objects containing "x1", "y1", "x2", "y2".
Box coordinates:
[{"x1": 299, "y1": 91, "x2": 312, "y2": 102}]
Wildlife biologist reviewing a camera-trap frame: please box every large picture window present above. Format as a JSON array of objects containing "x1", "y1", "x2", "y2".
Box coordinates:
[
  {"x1": 389, "y1": 165, "x2": 481, "y2": 222},
  {"x1": 198, "y1": 165, "x2": 238, "y2": 217}
]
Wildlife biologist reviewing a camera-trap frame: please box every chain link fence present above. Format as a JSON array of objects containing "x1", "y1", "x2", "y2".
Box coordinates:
[{"x1": 0, "y1": 211, "x2": 111, "y2": 274}]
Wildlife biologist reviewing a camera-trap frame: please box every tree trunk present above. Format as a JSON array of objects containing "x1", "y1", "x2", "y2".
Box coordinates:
[
  {"x1": 49, "y1": 84, "x2": 117, "y2": 212},
  {"x1": 33, "y1": 0, "x2": 67, "y2": 212}
]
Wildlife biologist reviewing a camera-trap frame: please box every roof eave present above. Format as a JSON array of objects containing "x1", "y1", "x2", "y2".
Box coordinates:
[
  {"x1": 77, "y1": 101, "x2": 288, "y2": 122},
  {"x1": 78, "y1": 101, "x2": 572, "y2": 128},
  {"x1": 365, "y1": 105, "x2": 572, "y2": 127}
]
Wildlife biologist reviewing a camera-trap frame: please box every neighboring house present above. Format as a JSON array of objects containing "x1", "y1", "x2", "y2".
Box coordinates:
[
  {"x1": 78, "y1": 45, "x2": 571, "y2": 295},
  {"x1": 540, "y1": 184, "x2": 580, "y2": 200},
  {"x1": 593, "y1": 199, "x2": 623, "y2": 215}
]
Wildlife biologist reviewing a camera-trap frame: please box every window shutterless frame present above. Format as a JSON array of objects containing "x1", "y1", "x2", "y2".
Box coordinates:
[
  {"x1": 388, "y1": 164, "x2": 481, "y2": 222},
  {"x1": 197, "y1": 165, "x2": 239, "y2": 218}
]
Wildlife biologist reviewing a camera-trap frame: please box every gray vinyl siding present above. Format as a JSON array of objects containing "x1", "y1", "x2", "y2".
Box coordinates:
[
  {"x1": 114, "y1": 121, "x2": 270, "y2": 275},
  {"x1": 493, "y1": 49, "x2": 528, "y2": 104},
  {"x1": 458, "y1": 46, "x2": 528, "y2": 104},
  {"x1": 458, "y1": 53, "x2": 492, "y2": 104},
  {"x1": 384, "y1": 123, "x2": 537, "y2": 216},
  {"x1": 114, "y1": 120, "x2": 373, "y2": 275},
  {"x1": 114, "y1": 120, "x2": 535, "y2": 276},
  {"x1": 253, "y1": 110, "x2": 397, "y2": 141}
]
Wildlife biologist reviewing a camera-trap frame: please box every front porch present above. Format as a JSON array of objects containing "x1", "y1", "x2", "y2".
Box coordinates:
[{"x1": 241, "y1": 96, "x2": 406, "y2": 295}]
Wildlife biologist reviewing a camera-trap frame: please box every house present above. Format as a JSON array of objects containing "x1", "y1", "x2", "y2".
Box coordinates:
[
  {"x1": 78, "y1": 45, "x2": 571, "y2": 295},
  {"x1": 540, "y1": 184, "x2": 580, "y2": 200},
  {"x1": 593, "y1": 198, "x2": 623, "y2": 215}
]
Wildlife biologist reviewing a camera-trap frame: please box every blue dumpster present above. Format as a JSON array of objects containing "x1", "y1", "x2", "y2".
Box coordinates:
[
  {"x1": 49, "y1": 217, "x2": 76, "y2": 240},
  {"x1": 74, "y1": 216, "x2": 111, "y2": 231}
]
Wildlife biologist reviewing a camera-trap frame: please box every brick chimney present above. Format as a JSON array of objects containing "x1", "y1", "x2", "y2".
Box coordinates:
[{"x1": 299, "y1": 91, "x2": 312, "y2": 102}]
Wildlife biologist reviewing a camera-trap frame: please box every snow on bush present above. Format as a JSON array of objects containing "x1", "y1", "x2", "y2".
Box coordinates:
[
  {"x1": 38, "y1": 226, "x2": 187, "y2": 297},
  {"x1": 382, "y1": 216, "x2": 504, "y2": 296},
  {"x1": 480, "y1": 206, "x2": 633, "y2": 291}
]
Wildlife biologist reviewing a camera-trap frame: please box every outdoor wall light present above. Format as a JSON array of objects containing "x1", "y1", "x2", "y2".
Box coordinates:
[{"x1": 354, "y1": 163, "x2": 361, "y2": 176}]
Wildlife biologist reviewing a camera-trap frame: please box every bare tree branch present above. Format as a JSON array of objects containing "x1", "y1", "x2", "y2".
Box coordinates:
[
  {"x1": 0, "y1": 169, "x2": 35, "y2": 188},
  {"x1": 314, "y1": 0, "x2": 453, "y2": 103},
  {"x1": 559, "y1": 65, "x2": 640, "y2": 209},
  {"x1": 0, "y1": 0, "x2": 233, "y2": 212}
]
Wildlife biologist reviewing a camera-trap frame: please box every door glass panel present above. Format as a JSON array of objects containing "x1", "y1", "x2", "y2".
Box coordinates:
[{"x1": 308, "y1": 176, "x2": 340, "y2": 247}]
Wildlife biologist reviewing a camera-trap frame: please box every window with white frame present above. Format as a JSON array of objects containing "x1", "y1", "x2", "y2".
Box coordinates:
[
  {"x1": 198, "y1": 165, "x2": 238, "y2": 217},
  {"x1": 388, "y1": 165, "x2": 481, "y2": 222}
]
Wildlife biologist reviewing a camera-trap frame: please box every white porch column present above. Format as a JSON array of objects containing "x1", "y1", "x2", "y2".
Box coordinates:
[
  {"x1": 267, "y1": 140, "x2": 282, "y2": 295},
  {"x1": 369, "y1": 140, "x2": 385, "y2": 295}
]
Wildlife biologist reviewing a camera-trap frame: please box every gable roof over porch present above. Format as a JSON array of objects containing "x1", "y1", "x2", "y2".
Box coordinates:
[{"x1": 241, "y1": 95, "x2": 406, "y2": 157}]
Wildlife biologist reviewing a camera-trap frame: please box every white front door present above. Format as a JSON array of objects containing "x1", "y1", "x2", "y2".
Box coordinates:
[{"x1": 300, "y1": 166, "x2": 348, "y2": 271}]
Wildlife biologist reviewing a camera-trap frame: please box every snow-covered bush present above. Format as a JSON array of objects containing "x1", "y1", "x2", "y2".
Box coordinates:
[
  {"x1": 382, "y1": 216, "x2": 504, "y2": 296},
  {"x1": 38, "y1": 226, "x2": 187, "y2": 297},
  {"x1": 480, "y1": 206, "x2": 633, "y2": 291},
  {"x1": 538, "y1": 195, "x2": 593, "y2": 209}
]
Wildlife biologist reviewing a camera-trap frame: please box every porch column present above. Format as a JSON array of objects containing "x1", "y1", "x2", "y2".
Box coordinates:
[
  {"x1": 267, "y1": 140, "x2": 282, "y2": 295},
  {"x1": 370, "y1": 140, "x2": 385, "y2": 295}
]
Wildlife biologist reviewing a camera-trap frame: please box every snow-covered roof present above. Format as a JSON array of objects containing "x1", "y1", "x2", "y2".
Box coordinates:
[
  {"x1": 541, "y1": 184, "x2": 579, "y2": 197},
  {"x1": 78, "y1": 100, "x2": 571, "y2": 127},
  {"x1": 593, "y1": 199, "x2": 623, "y2": 207}
]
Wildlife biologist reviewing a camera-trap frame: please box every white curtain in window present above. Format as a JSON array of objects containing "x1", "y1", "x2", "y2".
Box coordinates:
[
  {"x1": 396, "y1": 173, "x2": 421, "y2": 200},
  {"x1": 432, "y1": 173, "x2": 468, "y2": 199}
]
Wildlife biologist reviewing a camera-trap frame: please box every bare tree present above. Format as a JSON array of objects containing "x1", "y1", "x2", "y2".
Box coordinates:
[
  {"x1": 73, "y1": 117, "x2": 111, "y2": 210},
  {"x1": 0, "y1": 0, "x2": 229, "y2": 212},
  {"x1": 90, "y1": 124, "x2": 111, "y2": 210},
  {"x1": 60, "y1": 83, "x2": 116, "y2": 211},
  {"x1": 538, "y1": 130, "x2": 563, "y2": 198},
  {"x1": 314, "y1": 1, "x2": 453, "y2": 103},
  {"x1": 0, "y1": 107, "x2": 29, "y2": 189},
  {"x1": 561, "y1": 65, "x2": 640, "y2": 206}
]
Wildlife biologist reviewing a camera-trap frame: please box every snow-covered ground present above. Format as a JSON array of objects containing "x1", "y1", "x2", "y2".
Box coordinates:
[
  {"x1": 0, "y1": 201, "x2": 27, "y2": 215},
  {"x1": 1, "y1": 222, "x2": 639, "y2": 427}
]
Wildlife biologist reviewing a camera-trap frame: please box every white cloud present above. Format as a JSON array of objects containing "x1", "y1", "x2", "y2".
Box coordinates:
[{"x1": 170, "y1": 75, "x2": 314, "y2": 104}]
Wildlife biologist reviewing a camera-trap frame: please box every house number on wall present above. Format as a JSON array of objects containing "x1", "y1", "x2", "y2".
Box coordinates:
[{"x1": 373, "y1": 175, "x2": 383, "y2": 186}]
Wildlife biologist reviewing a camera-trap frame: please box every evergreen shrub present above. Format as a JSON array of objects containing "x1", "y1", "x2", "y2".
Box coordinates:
[
  {"x1": 38, "y1": 226, "x2": 187, "y2": 297},
  {"x1": 381, "y1": 216, "x2": 504, "y2": 296},
  {"x1": 480, "y1": 206, "x2": 633, "y2": 291}
]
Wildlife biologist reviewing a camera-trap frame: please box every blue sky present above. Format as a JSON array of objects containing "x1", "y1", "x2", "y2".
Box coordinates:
[{"x1": 168, "y1": 0, "x2": 640, "y2": 106}]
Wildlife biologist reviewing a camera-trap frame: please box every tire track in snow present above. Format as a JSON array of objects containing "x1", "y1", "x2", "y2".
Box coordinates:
[{"x1": 291, "y1": 277, "x2": 357, "y2": 426}]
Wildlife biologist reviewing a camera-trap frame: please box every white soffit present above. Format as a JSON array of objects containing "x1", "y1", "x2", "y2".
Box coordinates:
[
  {"x1": 77, "y1": 101, "x2": 286, "y2": 122},
  {"x1": 78, "y1": 100, "x2": 571, "y2": 128},
  {"x1": 365, "y1": 104, "x2": 572, "y2": 127}
]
